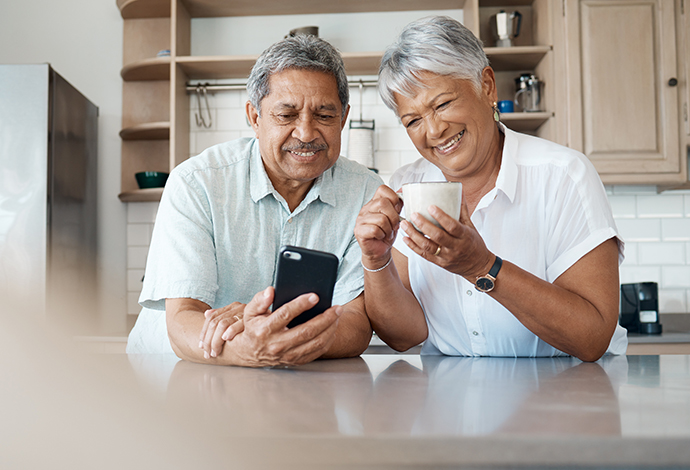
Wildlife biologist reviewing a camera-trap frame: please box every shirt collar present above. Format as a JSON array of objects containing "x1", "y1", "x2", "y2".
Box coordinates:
[
  {"x1": 494, "y1": 123, "x2": 518, "y2": 204},
  {"x1": 248, "y1": 139, "x2": 337, "y2": 209}
]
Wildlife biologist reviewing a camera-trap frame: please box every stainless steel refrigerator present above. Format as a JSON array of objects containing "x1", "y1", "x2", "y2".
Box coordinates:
[{"x1": 0, "y1": 64, "x2": 98, "y2": 331}]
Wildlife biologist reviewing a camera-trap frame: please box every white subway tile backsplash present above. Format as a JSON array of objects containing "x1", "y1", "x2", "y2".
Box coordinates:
[
  {"x1": 216, "y1": 107, "x2": 251, "y2": 130},
  {"x1": 662, "y1": 218, "x2": 690, "y2": 241},
  {"x1": 659, "y1": 289, "x2": 687, "y2": 314},
  {"x1": 608, "y1": 195, "x2": 636, "y2": 219},
  {"x1": 620, "y1": 242, "x2": 638, "y2": 266},
  {"x1": 400, "y1": 150, "x2": 423, "y2": 167},
  {"x1": 377, "y1": 127, "x2": 418, "y2": 152},
  {"x1": 127, "y1": 223, "x2": 152, "y2": 247},
  {"x1": 615, "y1": 218, "x2": 661, "y2": 242},
  {"x1": 638, "y1": 242, "x2": 686, "y2": 266},
  {"x1": 127, "y1": 246, "x2": 149, "y2": 270},
  {"x1": 127, "y1": 268, "x2": 146, "y2": 292},
  {"x1": 637, "y1": 194, "x2": 684, "y2": 218},
  {"x1": 194, "y1": 131, "x2": 242, "y2": 154},
  {"x1": 372, "y1": 150, "x2": 401, "y2": 173},
  {"x1": 611, "y1": 185, "x2": 658, "y2": 195},
  {"x1": 619, "y1": 266, "x2": 661, "y2": 285},
  {"x1": 127, "y1": 291, "x2": 142, "y2": 315},
  {"x1": 127, "y1": 202, "x2": 158, "y2": 224},
  {"x1": 212, "y1": 90, "x2": 243, "y2": 109},
  {"x1": 661, "y1": 266, "x2": 690, "y2": 289}
]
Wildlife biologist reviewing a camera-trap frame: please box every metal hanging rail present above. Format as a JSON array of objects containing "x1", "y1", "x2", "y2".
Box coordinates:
[
  {"x1": 188, "y1": 79, "x2": 378, "y2": 128},
  {"x1": 185, "y1": 78, "x2": 378, "y2": 93}
]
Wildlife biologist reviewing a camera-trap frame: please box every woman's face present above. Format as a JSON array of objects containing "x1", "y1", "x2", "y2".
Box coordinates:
[{"x1": 394, "y1": 68, "x2": 499, "y2": 181}]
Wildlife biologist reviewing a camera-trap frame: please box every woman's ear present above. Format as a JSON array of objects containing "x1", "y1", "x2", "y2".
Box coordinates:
[{"x1": 481, "y1": 66, "x2": 498, "y2": 104}]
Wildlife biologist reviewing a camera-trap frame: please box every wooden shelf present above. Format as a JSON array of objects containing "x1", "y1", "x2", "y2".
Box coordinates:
[
  {"x1": 176, "y1": 55, "x2": 258, "y2": 79},
  {"x1": 117, "y1": 0, "x2": 170, "y2": 18},
  {"x1": 119, "y1": 121, "x2": 170, "y2": 140},
  {"x1": 485, "y1": 46, "x2": 551, "y2": 71},
  {"x1": 173, "y1": 47, "x2": 549, "y2": 80},
  {"x1": 118, "y1": 187, "x2": 164, "y2": 202},
  {"x1": 121, "y1": 57, "x2": 170, "y2": 81},
  {"x1": 177, "y1": 52, "x2": 385, "y2": 79},
  {"x1": 118, "y1": 0, "x2": 470, "y2": 18},
  {"x1": 500, "y1": 111, "x2": 552, "y2": 133}
]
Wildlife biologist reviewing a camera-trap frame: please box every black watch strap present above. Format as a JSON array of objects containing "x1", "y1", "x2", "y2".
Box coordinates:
[{"x1": 488, "y1": 256, "x2": 503, "y2": 279}]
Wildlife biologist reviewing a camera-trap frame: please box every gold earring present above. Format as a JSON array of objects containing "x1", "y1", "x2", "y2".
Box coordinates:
[{"x1": 492, "y1": 102, "x2": 500, "y2": 122}]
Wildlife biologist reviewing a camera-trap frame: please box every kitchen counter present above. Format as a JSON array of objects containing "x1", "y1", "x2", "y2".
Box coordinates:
[{"x1": 123, "y1": 353, "x2": 690, "y2": 469}]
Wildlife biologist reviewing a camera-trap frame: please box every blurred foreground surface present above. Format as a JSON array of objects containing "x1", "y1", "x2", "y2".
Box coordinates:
[{"x1": 2, "y1": 304, "x2": 690, "y2": 469}]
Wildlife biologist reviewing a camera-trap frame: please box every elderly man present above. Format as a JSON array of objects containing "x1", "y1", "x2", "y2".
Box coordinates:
[{"x1": 127, "y1": 35, "x2": 382, "y2": 367}]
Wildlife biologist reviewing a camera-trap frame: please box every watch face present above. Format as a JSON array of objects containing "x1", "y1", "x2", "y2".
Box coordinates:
[{"x1": 476, "y1": 277, "x2": 495, "y2": 292}]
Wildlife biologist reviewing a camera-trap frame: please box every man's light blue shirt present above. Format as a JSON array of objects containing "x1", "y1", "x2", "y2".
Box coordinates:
[{"x1": 139, "y1": 137, "x2": 382, "y2": 312}]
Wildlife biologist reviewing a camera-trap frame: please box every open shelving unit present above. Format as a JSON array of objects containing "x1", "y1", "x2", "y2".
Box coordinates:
[{"x1": 118, "y1": 0, "x2": 558, "y2": 201}]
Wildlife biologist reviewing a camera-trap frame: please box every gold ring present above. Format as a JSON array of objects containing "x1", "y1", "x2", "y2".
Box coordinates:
[
  {"x1": 233, "y1": 314, "x2": 243, "y2": 322},
  {"x1": 434, "y1": 245, "x2": 441, "y2": 256}
]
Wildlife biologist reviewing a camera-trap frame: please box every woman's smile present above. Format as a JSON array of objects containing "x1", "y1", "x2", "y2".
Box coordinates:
[{"x1": 435, "y1": 130, "x2": 465, "y2": 153}]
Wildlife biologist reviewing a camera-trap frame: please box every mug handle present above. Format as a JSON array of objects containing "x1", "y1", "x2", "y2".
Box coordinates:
[
  {"x1": 514, "y1": 88, "x2": 526, "y2": 111},
  {"x1": 512, "y1": 11, "x2": 522, "y2": 38}
]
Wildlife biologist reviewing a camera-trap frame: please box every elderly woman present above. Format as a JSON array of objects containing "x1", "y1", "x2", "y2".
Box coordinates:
[{"x1": 354, "y1": 16, "x2": 627, "y2": 362}]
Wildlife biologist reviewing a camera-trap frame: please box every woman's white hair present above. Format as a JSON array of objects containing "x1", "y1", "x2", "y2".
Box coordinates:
[{"x1": 378, "y1": 16, "x2": 490, "y2": 114}]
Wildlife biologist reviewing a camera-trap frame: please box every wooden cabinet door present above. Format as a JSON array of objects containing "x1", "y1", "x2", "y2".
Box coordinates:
[{"x1": 564, "y1": 0, "x2": 681, "y2": 184}]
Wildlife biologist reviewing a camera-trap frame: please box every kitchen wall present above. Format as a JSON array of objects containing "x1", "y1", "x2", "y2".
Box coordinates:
[
  {"x1": 1, "y1": 0, "x2": 127, "y2": 333},
  {"x1": 125, "y1": 81, "x2": 690, "y2": 318}
]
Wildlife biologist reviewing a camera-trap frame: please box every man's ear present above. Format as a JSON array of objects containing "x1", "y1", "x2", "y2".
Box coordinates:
[
  {"x1": 341, "y1": 104, "x2": 351, "y2": 130},
  {"x1": 246, "y1": 101, "x2": 260, "y2": 136}
]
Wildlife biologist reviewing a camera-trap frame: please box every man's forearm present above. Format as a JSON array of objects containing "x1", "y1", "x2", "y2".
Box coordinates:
[{"x1": 321, "y1": 294, "x2": 372, "y2": 359}]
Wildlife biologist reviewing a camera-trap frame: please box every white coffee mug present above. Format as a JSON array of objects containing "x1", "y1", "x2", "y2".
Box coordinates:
[{"x1": 400, "y1": 182, "x2": 463, "y2": 232}]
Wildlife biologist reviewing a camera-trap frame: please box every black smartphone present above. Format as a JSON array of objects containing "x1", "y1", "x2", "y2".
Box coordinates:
[{"x1": 273, "y1": 245, "x2": 339, "y2": 329}]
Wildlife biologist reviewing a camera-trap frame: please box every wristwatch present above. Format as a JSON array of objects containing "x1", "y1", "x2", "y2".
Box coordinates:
[{"x1": 475, "y1": 256, "x2": 503, "y2": 293}]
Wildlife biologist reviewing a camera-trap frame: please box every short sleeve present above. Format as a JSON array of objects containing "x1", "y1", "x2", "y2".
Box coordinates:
[
  {"x1": 544, "y1": 163, "x2": 623, "y2": 282},
  {"x1": 139, "y1": 170, "x2": 219, "y2": 310}
]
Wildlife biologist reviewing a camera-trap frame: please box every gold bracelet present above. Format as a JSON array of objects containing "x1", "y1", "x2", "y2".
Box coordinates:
[{"x1": 362, "y1": 256, "x2": 392, "y2": 273}]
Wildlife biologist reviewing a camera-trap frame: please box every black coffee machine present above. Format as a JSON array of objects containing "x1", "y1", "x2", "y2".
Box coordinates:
[{"x1": 619, "y1": 282, "x2": 662, "y2": 334}]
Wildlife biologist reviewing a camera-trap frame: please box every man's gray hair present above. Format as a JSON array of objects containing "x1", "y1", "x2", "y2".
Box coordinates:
[
  {"x1": 247, "y1": 35, "x2": 349, "y2": 118},
  {"x1": 378, "y1": 16, "x2": 490, "y2": 114}
]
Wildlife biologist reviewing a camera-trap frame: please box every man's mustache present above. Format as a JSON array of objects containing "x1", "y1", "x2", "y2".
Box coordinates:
[{"x1": 282, "y1": 141, "x2": 328, "y2": 152}]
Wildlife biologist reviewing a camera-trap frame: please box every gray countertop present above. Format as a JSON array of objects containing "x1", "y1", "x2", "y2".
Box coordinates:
[{"x1": 124, "y1": 353, "x2": 690, "y2": 469}]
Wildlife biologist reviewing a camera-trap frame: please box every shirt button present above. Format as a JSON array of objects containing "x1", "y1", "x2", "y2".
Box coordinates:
[
  {"x1": 466, "y1": 290, "x2": 473, "y2": 296},
  {"x1": 472, "y1": 331, "x2": 479, "y2": 336},
  {"x1": 287, "y1": 218, "x2": 293, "y2": 224}
]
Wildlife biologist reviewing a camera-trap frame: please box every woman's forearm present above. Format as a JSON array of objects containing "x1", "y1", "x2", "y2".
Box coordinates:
[
  {"x1": 363, "y1": 250, "x2": 428, "y2": 351},
  {"x1": 487, "y1": 239, "x2": 620, "y2": 362}
]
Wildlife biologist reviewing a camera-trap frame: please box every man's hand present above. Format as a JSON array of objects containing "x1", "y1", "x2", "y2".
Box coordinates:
[
  {"x1": 199, "y1": 302, "x2": 247, "y2": 359},
  {"x1": 222, "y1": 286, "x2": 343, "y2": 367}
]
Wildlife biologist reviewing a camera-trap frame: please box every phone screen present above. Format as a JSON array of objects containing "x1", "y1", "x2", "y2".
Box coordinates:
[{"x1": 273, "y1": 246, "x2": 339, "y2": 328}]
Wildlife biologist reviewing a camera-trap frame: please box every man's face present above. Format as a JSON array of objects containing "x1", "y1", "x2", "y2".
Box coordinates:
[{"x1": 246, "y1": 68, "x2": 349, "y2": 191}]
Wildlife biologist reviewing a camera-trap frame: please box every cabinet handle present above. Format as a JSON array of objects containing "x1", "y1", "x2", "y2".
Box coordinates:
[{"x1": 668, "y1": 78, "x2": 678, "y2": 87}]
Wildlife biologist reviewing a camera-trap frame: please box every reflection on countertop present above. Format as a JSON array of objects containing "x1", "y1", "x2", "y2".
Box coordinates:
[{"x1": 129, "y1": 353, "x2": 689, "y2": 440}]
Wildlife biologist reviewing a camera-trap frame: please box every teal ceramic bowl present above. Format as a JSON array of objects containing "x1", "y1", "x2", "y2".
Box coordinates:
[{"x1": 135, "y1": 171, "x2": 169, "y2": 189}]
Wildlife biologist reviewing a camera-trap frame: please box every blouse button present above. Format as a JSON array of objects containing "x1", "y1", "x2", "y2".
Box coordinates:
[
  {"x1": 287, "y1": 218, "x2": 293, "y2": 224},
  {"x1": 472, "y1": 331, "x2": 479, "y2": 336},
  {"x1": 466, "y1": 290, "x2": 472, "y2": 296}
]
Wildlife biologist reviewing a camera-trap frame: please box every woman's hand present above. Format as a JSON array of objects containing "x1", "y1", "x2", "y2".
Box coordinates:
[
  {"x1": 400, "y1": 198, "x2": 495, "y2": 281},
  {"x1": 199, "y1": 302, "x2": 247, "y2": 358},
  {"x1": 354, "y1": 185, "x2": 403, "y2": 271}
]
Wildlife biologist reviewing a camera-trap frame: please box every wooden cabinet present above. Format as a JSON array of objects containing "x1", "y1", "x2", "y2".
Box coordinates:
[
  {"x1": 117, "y1": 0, "x2": 563, "y2": 201},
  {"x1": 563, "y1": 0, "x2": 688, "y2": 185}
]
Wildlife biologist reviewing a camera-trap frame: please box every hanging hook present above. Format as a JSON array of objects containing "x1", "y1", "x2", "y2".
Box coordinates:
[
  {"x1": 358, "y1": 79, "x2": 364, "y2": 122},
  {"x1": 195, "y1": 83, "x2": 212, "y2": 128}
]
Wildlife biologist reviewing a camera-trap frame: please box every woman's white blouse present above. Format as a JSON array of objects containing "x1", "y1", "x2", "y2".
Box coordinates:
[{"x1": 390, "y1": 125, "x2": 628, "y2": 357}]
